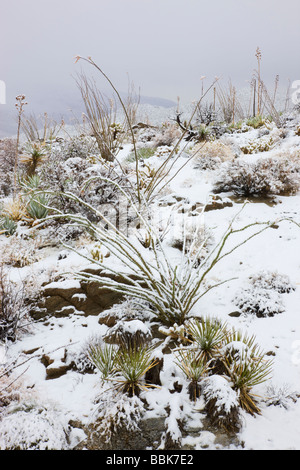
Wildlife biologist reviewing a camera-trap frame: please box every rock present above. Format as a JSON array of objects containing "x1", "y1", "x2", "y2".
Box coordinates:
[
  {"x1": 33, "y1": 268, "x2": 146, "y2": 319},
  {"x1": 75, "y1": 416, "x2": 166, "y2": 450},
  {"x1": 204, "y1": 195, "x2": 233, "y2": 212},
  {"x1": 41, "y1": 349, "x2": 74, "y2": 380},
  {"x1": 228, "y1": 311, "x2": 242, "y2": 317}
]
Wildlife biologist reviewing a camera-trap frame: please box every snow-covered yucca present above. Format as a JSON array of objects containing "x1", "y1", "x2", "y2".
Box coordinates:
[{"x1": 38, "y1": 176, "x2": 298, "y2": 329}]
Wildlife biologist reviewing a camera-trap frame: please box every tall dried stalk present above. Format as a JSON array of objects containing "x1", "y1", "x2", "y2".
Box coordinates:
[
  {"x1": 74, "y1": 56, "x2": 217, "y2": 206},
  {"x1": 14, "y1": 95, "x2": 27, "y2": 197},
  {"x1": 255, "y1": 47, "x2": 262, "y2": 116},
  {"x1": 21, "y1": 112, "x2": 64, "y2": 142},
  {"x1": 216, "y1": 80, "x2": 243, "y2": 123}
]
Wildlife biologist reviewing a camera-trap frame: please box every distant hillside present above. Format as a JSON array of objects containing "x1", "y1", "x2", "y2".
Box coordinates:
[{"x1": 0, "y1": 90, "x2": 177, "y2": 139}]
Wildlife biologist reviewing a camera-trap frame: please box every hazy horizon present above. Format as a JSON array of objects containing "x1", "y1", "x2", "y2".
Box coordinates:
[{"x1": 1, "y1": 0, "x2": 300, "y2": 136}]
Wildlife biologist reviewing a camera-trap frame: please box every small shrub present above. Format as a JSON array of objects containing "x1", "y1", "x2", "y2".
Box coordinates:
[
  {"x1": 1, "y1": 237, "x2": 41, "y2": 268},
  {"x1": 1, "y1": 195, "x2": 27, "y2": 221},
  {"x1": 0, "y1": 266, "x2": 29, "y2": 341},
  {"x1": 153, "y1": 122, "x2": 181, "y2": 147},
  {"x1": 246, "y1": 115, "x2": 269, "y2": 129},
  {"x1": 248, "y1": 270, "x2": 295, "y2": 294},
  {"x1": 233, "y1": 270, "x2": 294, "y2": 318},
  {"x1": 213, "y1": 157, "x2": 300, "y2": 196},
  {"x1": 0, "y1": 403, "x2": 69, "y2": 450},
  {"x1": 193, "y1": 141, "x2": 234, "y2": 170},
  {"x1": 233, "y1": 285, "x2": 285, "y2": 317},
  {"x1": 265, "y1": 384, "x2": 298, "y2": 409},
  {"x1": 126, "y1": 146, "x2": 155, "y2": 163},
  {"x1": 202, "y1": 375, "x2": 241, "y2": 432},
  {"x1": 0, "y1": 138, "x2": 17, "y2": 197}
]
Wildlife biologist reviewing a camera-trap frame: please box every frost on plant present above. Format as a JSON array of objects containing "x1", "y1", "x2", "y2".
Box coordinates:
[
  {"x1": 202, "y1": 375, "x2": 241, "y2": 433},
  {"x1": 92, "y1": 391, "x2": 144, "y2": 444},
  {"x1": 233, "y1": 286, "x2": 285, "y2": 317},
  {"x1": 213, "y1": 157, "x2": 300, "y2": 196},
  {"x1": 233, "y1": 270, "x2": 295, "y2": 317},
  {"x1": 0, "y1": 404, "x2": 70, "y2": 450}
]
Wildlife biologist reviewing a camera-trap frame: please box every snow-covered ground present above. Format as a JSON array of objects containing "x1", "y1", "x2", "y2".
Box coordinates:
[{"x1": 1, "y1": 105, "x2": 300, "y2": 450}]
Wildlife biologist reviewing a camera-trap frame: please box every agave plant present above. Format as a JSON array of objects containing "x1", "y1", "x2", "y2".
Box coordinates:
[
  {"x1": 0, "y1": 216, "x2": 17, "y2": 236},
  {"x1": 26, "y1": 192, "x2": 51, "y2": 220}
]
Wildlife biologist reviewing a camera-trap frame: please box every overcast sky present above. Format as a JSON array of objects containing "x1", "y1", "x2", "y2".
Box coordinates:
[{"x1": 1, "y1": 0, "x2": 300, "y2": 117}]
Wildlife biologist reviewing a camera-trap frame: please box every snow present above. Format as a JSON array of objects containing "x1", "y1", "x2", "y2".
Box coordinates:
[{"x1": 1, "y1": 106, "x2": 300, "y2": 450}]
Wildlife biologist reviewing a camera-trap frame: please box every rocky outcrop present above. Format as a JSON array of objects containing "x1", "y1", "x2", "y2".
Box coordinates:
[{"x1": 30, "y1": 266, "x2": 146, "y2": 320}]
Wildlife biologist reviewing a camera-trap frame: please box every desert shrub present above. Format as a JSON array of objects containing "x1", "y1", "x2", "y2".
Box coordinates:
[
  {"x1": 233, "y1": 285, "x2": 285, "y2": 318},
  {"x1": 193, "y1": 141, "x2": 235, "y2": 170},
  {"x1": 213, "y1": 157, "x2": 300, "y2": 196},
  {"x1": 197, "y1": 102, "x2": 217, "y2": 126},
  {"x1": 56, "y1": 136, "x2": 99, "y2": 161},
  {"x1": 92, "y1": 390, "x2": 144, "y2": 444},
  {"x1": 36, "y1": 148, "x2": 129, "y2": 218},
  {"x1": 246, "y1": 115, "x2": 269, "y2": 129},
  {"x1": 21, "y1": 112, "x2": 64, "y2": 142},
  {"x1": 153, "y1": 122, "x2": 181, "y2": 147},
  {"x1": 264, "y1": 384, "x2": 298, "y2": 409},
  {"x1": 0, "y1": 267, "x2": 29, "y2": 341},
  {"x1": 1, "y1": 195, "x2": 27, "y2": 221},
  {"x1": 233, "y1": 270, "x2": 295, "y2": 318},
  {"x1": 202, "y1": 375, "x2": 241, "y2": 432},
  {"x1": 0, "y1": 138, "x2": 16, "y2": 197},
  {"x1": 0, "y1": 403, "x2": 69, "y2": 450},
  {"x1": 126, "y1": 146, "x2": 155, "y2": 163},
  {"x1": 248, "y1": 270, "x2": 295, "y2": 293},
  {"x1": 1, "y1": 237, "x2": 41, "y2": 267}
]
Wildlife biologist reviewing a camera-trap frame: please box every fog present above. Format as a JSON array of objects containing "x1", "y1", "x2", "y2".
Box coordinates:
[{"x1": 1, "y1": 0, "x2": 300, "y2": 136}]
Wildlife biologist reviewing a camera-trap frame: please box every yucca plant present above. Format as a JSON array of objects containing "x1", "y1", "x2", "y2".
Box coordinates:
[
  {"x1": 19, "y1": 142, "x2": 48, "y2": 176},
  {"x1": 221, "y1": 329, "x2": 273, "y2": 415},
  {"x1": 114, "y1": 343, "x2": 158, "y2": 397},
  {"x1": 186, "y1": 316, "x2": 228, "y2": 365},
  {"x1": 40, "y1": 179, "x2": 293, "y2": 329},
  {"x1": 175, "y1": 347, "x2": 209, "y2": 401},
  {"x1": 86, "y1": 342, "x2": 117, "y2": 382}
]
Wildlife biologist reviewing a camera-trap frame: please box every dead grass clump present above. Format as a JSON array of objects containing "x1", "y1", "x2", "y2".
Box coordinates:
[{"x1": 193, "y1": 141, "x2": 235, "y2": 170}]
